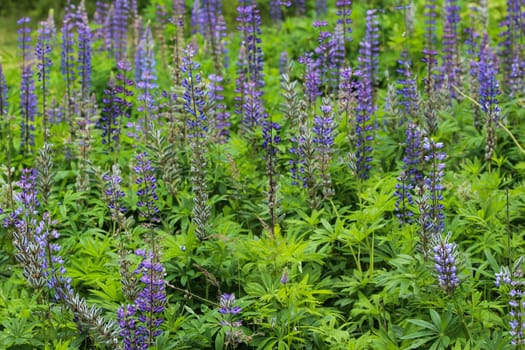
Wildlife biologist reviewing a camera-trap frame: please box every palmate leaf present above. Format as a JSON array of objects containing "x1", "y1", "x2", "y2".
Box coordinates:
[{"x1": 402, "y1": 308, "x2": 460, "y2": 350}]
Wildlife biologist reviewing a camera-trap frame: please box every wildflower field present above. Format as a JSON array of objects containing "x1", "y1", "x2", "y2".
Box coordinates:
[{"x1": 1, "y1": 0, "x2": 525, "y2": 349}]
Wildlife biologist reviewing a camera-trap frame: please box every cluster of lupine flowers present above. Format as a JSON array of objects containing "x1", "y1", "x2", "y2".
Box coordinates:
[{"x1": 2, "y1": 0, "x2": 525, "y2": 347}]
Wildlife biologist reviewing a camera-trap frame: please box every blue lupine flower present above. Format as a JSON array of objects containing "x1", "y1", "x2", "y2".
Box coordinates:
[
  {"x1": 441, "y1": 0, "x2": 460, "y2": 96},
  {"x1": 135, "y1": 24, "x2": 158, "y2": 135},
  {"x1": 422, "y1": 0, "x2": 438, "y2": 91},
  {"x1": 336, "y1": 0, "x2": 352, "y2": 44},
  {"x1": 110, "y1": 0, "x2": 130, "y2": 62},
  {"x1": 396, "y1": 49, "x2": 419, "y2": 119},
  {"x1": 495, "y1": 264, "x2": 525, "y2": 346},
  {"x1": 0, "y1": 62, "x2": 8, "y2": 119},
  {"x1": 34, "y1": 212, "x2": 73, "y2": 302},
  {"x1": 61, "y1": 4, "x2": 77, "y2": 94},
  {"x1": 117, "y1": 249, "x2": 166, "y2": 350},
  {"x1": 77, "y1": 2, "x2": 92, "y2": 100},
  {"x1": 478, "y1": 35, "x2": 500, "y2": 118},
  {"x1": 134, "y1": 152, "x2": 160, "y2": 222},
  {"x1": 299, "y1": 53, "x2": 321, "y2": 106},
  {"x1": 433, "y1": 233, "x2": 460, "y2": 294},
  {"x1": 394, "y1": 171, "x2": 414, "y2": 223},
  {"x1": 181, "y1": 45, "x2": 208, "y2": 138},
  {"x1": 219, "y1": 293, "x2": 242, "y2": 315},
  {"x1": 237, "y1": 0, "x2": 264, "y2": 89}
]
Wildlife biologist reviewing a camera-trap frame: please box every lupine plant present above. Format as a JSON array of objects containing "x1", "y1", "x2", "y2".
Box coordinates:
[{"x1": 1, "y1": 1, "x2": 525, "y2": 349}]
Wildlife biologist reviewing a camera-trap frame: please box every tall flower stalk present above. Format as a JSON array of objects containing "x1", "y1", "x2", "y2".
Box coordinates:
[
  {"x1": 18, "y1": 17, "x2": 37, "y2": 154},
  {"x1": 422, "y1": 0, "x2": 439, "y2": 95},
  {"x1": 182, "y1": 46, "x2": 211, "y2": 240},
  {"x1": 432, "y1": 232, "x2": 460, "y2": 294},
  {"x1": 0, "y1": 61, "x2": 8, "y2": 144},
  {"x1": 441, "y1": 0, "x2": 460, "y2": 97},
  {"x1": 135, "y1": 23, "x2": 158, "y2": 140},
  {"x1": 313, "y1": 99, "x2": 336, "y2": 199},
  {"x1": 36, "y1": 19, "x2": 53, "y2": 142},
  {"x1": 478, "y1": 35, "x2": 501, "y2": 165}
]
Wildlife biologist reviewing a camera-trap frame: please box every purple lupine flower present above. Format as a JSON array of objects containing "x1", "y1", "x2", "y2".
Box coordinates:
[
  {"x1": 116, "y1": 59, "x2": 135, "y2": 137},
  {"x1": 478, "y1": 36, "x2": 501, "y2": 118},
  {"x1": 312, "y1": 20, "x2": 345, "y2": 92},
  {"x1": 34, "y1": 212, "x2": 73, "y2": 302},
  {"x1": 422, "y1": 0, "x2": 439, "y2": 93},
  {"x1": 358, "y1": 9, "x2": 380, "y2": 98},
  {"x1": 61, "y1": 3, "x2": 77, "y2": 105},
  {"x1": 3, "y1": 169, "x2": 44, "y2": 290},
  {"x1": 422, "y1": 137, "x2": 446, "y2": 234},
  {"x1": 299, "y1": 53, "x2": 321, "y2": 107},
  {"x1": 269, "y1": 0, "x2": 291, "y2": 23},
  {"x1": 397, "y1": 49, "x2": 419, "y2": 119},
  {"x1": 47, "y1": 97, "x2": 63, "y2": 124},
  {"x1": 36, "y1": 19, "x2": 53, "y2": 142},
  {"x1": 508, "y1": 276, "x2": 525, "y2": 346},
  {"x1": 394, "y1": 171, "x2": 414, "y2": 223},
  {"x1": 36, "y1": 19, "x2": 53, "y2": 84},
  {"x1": 478, "y1": 35, "x2": 501, "y2": 161},
  {"x1": 270, "y1": 0, "x2": 282, "y2": 23},
  {"x1": 182, "y1": 46, "x2": 211, "y2": 240},
  {"x1": 218, "y1": 292, "x2": 247, "y2": 347},
  {"x1": 313, "y1": 101, "x2": 336, "y2": 198},
  {"x1": 77, "y1": 2, "x2": 92, "y2": 100},
  {"x1": 353, "y1": 11, "x2": 379, "y2": 181},
  {"x1": 133, "y1": 249, "x2": 166, "y2": 340},
  {"x1": 191, "y1": 0, "x2": 201, "y2": 34},
  {"x1": 93, "y1": 1, "x2": 111, "y2": 41},
  {"x1": 441, "y1": 0, "x2": 460, "y2": 96},
  {"x1": 237, "y1": 0, "x2": 264, "y2": 89},
  {"x1": 219, "y1": 293, "x2": 242, "y2": 315},
  {"x1": 498, "y1": 0, "x2": 523, "y2": 94},
  {"x1": 117, "y1": 249, "x2": 166, "y2": 349},
  {"x1": 134, "y1": 152, "x2": 160, "y2": 222},
  {"x1": 195, "y1": 0, "x2": 227, "y2": 70},
  {"x1": 402, "y1": 122, "x2": 423, "y2": 187},
  {"x1": 15, "y1": 168, "x2": 40, "y2": 218},
  {"x1": 312, "y1": 22, "x2": 332, "y2": 90},
  {"x1": 242, "y1": 81, "x2": 265, "y2": 130},
  {"x1": 135, "y1": 24, "x2": 158, "y2": 137},
  {"x1": 331, "y1": 24, "x2": 346, "y2": 90},
  {"x1": 354, "y1": 74, "x2": 374, "y2": 180},
  {"x1": 316, "y1": 0, "x2": 327, "y2": 17},
  {"x1": 117, "y1": 304, "x2": 142, "y2": 350},
  {"x1": 18, "y1": 17, "x2": 32, "y2": 61},
  {"x1": 495, "y1": 264, "x2": 525, "y2": 346},
  {"x1": 98, "y1": 60, "x2": 133, "y2": 149},
  {"x1": 208, "y1": 74, "x2": 230, "y2": 141},
  {"x1": 20, "y1": 63, "x2": 37, "y2": 153},
  {"x1": 172, "y1": 0, "x2": 186, "y2": 26},
  {"x1": 234, "y1": 42, "x2": 249, "y2": 121},
  {"x1": 110, "y1": 0, "x2": 130, "y2": 62},
  {"x1": 336, "y1": 0, "x2": 352, "y2": 45},
  {"x1": 103, "y1": 164, "x2": 127, "y2": 215},
  {"x1": 0, "y1": 62, "x2": 8, "y2": 119},
  {"x1": 433, "y1": 233, "x2": 460, "y2": 294},
  {"x1": 181, "y1": 46, "x2": 208, "y2": 138},
  {"x1": 98, "y1": 74, "x2": 121, "y2": 149},
  {"x1": 18, "y1": 17, "x2": 37, "y2": 153}
]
